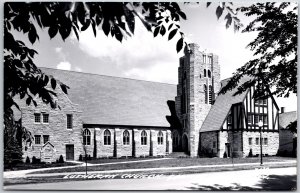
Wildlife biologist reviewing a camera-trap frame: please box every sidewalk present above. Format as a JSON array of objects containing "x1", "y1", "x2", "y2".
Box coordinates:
[
  {"x1": 4, "y1": 159, "x2": 296, "y2": 179},
  {"x1": 3, "y1": 157, "x2": 173, "y2": 179}
]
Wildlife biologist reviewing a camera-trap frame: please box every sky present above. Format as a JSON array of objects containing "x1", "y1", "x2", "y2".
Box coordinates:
[{"x1": 12, "y1": 2, "x2": 297, "y2": 112}]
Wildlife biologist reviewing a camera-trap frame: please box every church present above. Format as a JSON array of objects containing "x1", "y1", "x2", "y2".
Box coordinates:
[{"x1": 20, "y1": 43, "x2": 283, "y2": 162}]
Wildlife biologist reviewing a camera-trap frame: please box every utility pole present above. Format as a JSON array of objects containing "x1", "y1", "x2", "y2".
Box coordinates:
[{"x1": 258, "y1": 120, "x2": 263, "y2": 165}]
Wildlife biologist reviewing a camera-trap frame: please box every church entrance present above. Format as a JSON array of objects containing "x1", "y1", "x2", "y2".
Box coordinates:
[{"x1": 182, "y1": 134, "x2": 188, "y2": 153}]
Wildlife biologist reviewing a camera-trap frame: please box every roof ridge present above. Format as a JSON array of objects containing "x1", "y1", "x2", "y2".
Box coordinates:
[{"x1": 39, "y1": 67, "x2": 177, "y2": 86}]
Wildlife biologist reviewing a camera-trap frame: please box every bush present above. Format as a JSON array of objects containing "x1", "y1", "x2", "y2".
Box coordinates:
[
  {"x1": 58, "y1": 155, "x2": 64, "y2": 163},
  {"x1": 88, "y1": 154, "x2": 91, "y2": 160},
  {"x1": 248, "y1": 149, "x2": 253, "y2": 157},
  {"x1": 4, "y1": 138, "x2": 23, "y2": 168},
  {"x1": 25, "y1": 156, "x2": 30, "y2": 164},
  {"x1": 79, "y1": 154, "x2": 83, "y2": 161},
  {"x1": 223, "y1": 151, "x2": 227, "y2": 158},
  {"x1": 32, "y1": 156, "x2": 37, "y2": 164}
]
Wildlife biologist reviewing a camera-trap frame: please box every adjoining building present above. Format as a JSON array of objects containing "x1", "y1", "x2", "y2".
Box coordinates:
[{"x1": 18, "y1": 43, "x2": 294, "y2": 162}]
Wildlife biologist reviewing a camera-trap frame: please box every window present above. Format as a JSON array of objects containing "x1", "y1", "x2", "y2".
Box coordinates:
[
  {"x1": 67, "y1": 114, "x2": 73, "y2": 129},
  {"x1": 104, "y1": 129, "x2": 111, "y2": 145},
  {"x1": 34, "y1": 135, "x2": 41, "y2": 144},
  {"x1": 43, "y1": 135, "x2": 49, "y2": 144},
  {"x1": 203, "y1": 55, "x2": 207, "y2": 63},
  {"x1": 209, "y1": 85, "x2": 212, "y2": 104},
  {"x1": 204, "y1": 84, "x2": 207, "y2": 104},
  {"x1": 263, "y1": 115, "x2": 268, "y2": 125},
  {"x1": 213, "y1": 141, "x2": 216, "y2": 148},
  {"x1": 42, "y1": 113, "x2": 49, "y2": 123},
  {"x1": 123, "y1": 130, "x2": 130, "y2": 145},
  {"x1": 227, "y1": 112, "x2": 232, "y2": 124},
  {"x1": 158, "y1": 131, "x2": 163, "y2": 145},
  {"x1": 34, "y1": 113, "x2": 41, "y2": 123},
  {"x1": 264, "y1": 138, "x2": 268, "y2": 145},
  {"x1": 263, "y1": 99, "x2": 267, "y2": 105},
  {"x1": 208, "y1": 56, "x2": 213, "y2": 64},
  {"x1": 141, "y1": 130, "x2": 147, "y2": 145},
  {"x1": 255, "y1": 137, "x2": 259, "y2": 145},
  {"x1": 83, "y1": 129, "x2": 91, "y2": 145},
  {"x1": 247, "y1": 114, "x2": 252, "y2": 124},
  {"x1": 248, "y1": 137, "x2": 252, "y2": 145},
  {"x1": 204, "y1": 69, "x2": 207, "y2": 77},
  {"x1": 254, "y1": 115, "x2": 259, "y2": 124},
  {"x1": 208, "y1": 70, "x2": 211, "y2": 78}
]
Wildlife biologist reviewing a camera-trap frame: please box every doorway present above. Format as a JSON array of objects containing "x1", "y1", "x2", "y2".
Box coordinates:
[
  {"x1": 182, "y1": 134, "x2": 188, "y2": 153},
  {"x1": 66, "y1": 144, "x2": 74, "y2": 160}
]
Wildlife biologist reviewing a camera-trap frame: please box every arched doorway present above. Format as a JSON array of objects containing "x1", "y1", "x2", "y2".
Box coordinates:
[{"x1": 182, "y1": 134, "x2": 188, "y2": 153}]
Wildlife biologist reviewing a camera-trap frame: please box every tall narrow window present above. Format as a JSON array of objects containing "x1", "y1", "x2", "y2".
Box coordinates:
[
  {"x1": 264, "y1": 138, "x2": 268, "y2": 145},
  {"x1": 34, "y1": 113, "x2": 41, "y2": 123},
  {"x1": 203, "y1": 55, "x2": 207, "y2": 63},
  {"x1": 255, "y1": 137, "x2": 259, "y2": 145},
  {"x1": 263, "y1": 114, "x2": 268, "y2": 125},
  {"x1": 43, "y1": 135, "x2": 49, "y2": 144},
  {"x1": 83, "y1": 129, "x2": 91, "y2": 145},
  {"x1": 208, "y1": 56, "x2": 213, "y2": 64},
  {"x1": 254, "y1": 115, "x2": 259, "y2": 125},
  {"x1": 67, "y1": 114, "x2": 73, "y2": 129},
  {"x1": 204, "y1": 69, "x2": 207, "y2": 77},
  {"x1": 104, "y1": 129, "x2": 111, "y2": 145},
  {"x1": 123, "y1": 130, "x2": 130, "y2": 145},
  {"x1": 208, "y1": 70, "x2": 211, "y2": 78},
  {"x1": 42, "y1": 113, "x2": 49, "y2": 123},
  {"x1": 141, "y1": 130, "x2": 147, "y2": 145},
  {"x1": 248, "y1": 137, "x2": 252, "y2": 145},
  {"x1": 227, "y1": 111, "x2": 232, "y2": 124},
  {"x1": 209, "y1": 85, "x2": 212, "y2": 104},
  {"x1": 158, "y1": 131, "x2": 163, "y2": 145},
  {"x1": 34, "y1": 135, "x2": 41, "y2": 144},
  {"x1": 247, "y1": 114, "x2": 253, "y2": 125},
  {"x1": 204, "y1": 84, "x2": 207, "y2": 104}
]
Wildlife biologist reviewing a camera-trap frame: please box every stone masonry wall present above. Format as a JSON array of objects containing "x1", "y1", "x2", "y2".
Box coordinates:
[
  {"x1": 200, "y1": 131, "x2": 218, "y2": 157},
  {"x1": 279, "y1": 129, "x2": 296, "y2": 154}
]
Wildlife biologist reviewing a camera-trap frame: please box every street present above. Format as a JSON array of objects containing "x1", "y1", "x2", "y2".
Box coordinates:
[{"x1": 5, "y1": 167, "x2": 297, "y2": 190}]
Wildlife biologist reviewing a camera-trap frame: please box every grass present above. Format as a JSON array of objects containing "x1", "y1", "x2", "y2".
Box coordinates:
[
  {"x1": 85, "y1": 156, "x2": 161, "y2": 164},
  {"x1": 4, "y1": 162, "x2": 80, "y2": 171},
  {"x1": 29, "y1": 156, "x2": 296, "y2": 174}
]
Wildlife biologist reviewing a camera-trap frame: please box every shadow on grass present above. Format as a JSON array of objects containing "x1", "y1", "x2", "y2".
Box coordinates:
[{"x1": 169, "y1": 174, "x2": 296, "y2": 191}]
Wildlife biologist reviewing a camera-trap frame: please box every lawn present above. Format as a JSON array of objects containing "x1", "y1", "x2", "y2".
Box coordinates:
[
  {"x1": 4, "y1": 162, "x2": 80, "y2": 171},
  {"x1": 30, "y1": 156, "x2": 296, "y2": 174}
]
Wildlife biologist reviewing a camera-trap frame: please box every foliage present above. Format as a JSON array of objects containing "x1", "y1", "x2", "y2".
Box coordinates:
[
  {"x1": 25, "y1": 156, "x2": 31, "y2": 164},
  {"x1": 4, "y1": 136, "x2": 23, "y2": 168},
  {"x1": 32, "y1": 156, "x2": 37, "y2": 164},
  {"x1": 223, "y1": 151, "x2": 228, "y2": 158},
  {"x1": 79, "y1": 154, "x2": 83, "y2": 161},
  {"x1": 219, "y1": 2, "x2": 297, "y2": 100},
  {"x1": 58, "y1": 155, "x2": 65, "y2": 163},
  {"x1": 248, "y1": 149, "x2": 253, "y2": 157},
  {"x1": 287, "y1": 121, "x2": 297, "y2": 134}
]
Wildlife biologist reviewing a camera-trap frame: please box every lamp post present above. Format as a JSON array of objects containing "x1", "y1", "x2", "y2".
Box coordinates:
[{"x1": 258, "y1": 120, "x2": 263, "y2": 165}]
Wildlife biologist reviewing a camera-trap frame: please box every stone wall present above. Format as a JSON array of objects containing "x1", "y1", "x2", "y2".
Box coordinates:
[
  {"x1": 200, "y1": 131, "x2": 218, "y2": 157},
  {"x1": 278, "y1": 129, "x2": 296, "y2": 155}
]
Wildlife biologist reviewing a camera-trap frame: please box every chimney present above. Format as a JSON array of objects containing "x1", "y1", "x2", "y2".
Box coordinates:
[{"x1": 281, "y1": 107, "x2": 285, "y2": 113}]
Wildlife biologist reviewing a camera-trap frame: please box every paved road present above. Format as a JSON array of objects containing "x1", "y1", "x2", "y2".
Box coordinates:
[{"x1": 5, "y1": 167, "x2": 296, "y2": 191}]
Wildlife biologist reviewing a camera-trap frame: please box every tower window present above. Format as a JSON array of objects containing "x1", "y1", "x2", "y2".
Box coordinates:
[
  {"x1": 204, "y1": 69, "x2": 207, "y2": 77},
  {"x1": 203, "y1": 55, "x2": 207, "y2": 63},
  {"x1": 208, "y1": 70, "x2": 211, "y2": 78},
  {"x1": 67, "y1": 114, "x2": 73, "y2": 129},
  {"x1": 208, "y1": 56, "x2": 213, "y2": 64},
  {"x1": 209, "y1": 85, "x2": 212, "y2": 104},
  {"x1": 204, "y1": 84, "x2": 207, "y2": 104}
]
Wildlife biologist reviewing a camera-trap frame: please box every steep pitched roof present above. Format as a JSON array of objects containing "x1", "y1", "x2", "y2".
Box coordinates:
[
  {"x1": 41, "y1": 68, "x2": 177, "y2": 127},
  {"x1": 200, "y1": 76, "x2": 251, "y2": 132},
  {"x1": 279, "y1": 111, "x2": 297, "y2": 130}
]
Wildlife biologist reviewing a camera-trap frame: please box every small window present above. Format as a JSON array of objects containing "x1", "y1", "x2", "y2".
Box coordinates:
[
  {"x1": 208, "y1": 70, "x2": 211, "y2": 78},
  {"x1": 254, "y1": 115, "x2": 259, "y2": 124},
  {"x1": 158, "y1": 131, "x2": 163, "y2": 145},
  {"x1": 67, "y1": 114, "x2": 73, "y2": 129},
  {"x1": 141, "y1": 130, "x2": 147, "y2": 145},
  {"x1": 42, "y1": 113, "x2": 49, "y2": 123},
  {"x1": 248, "y1": 137, "x2": 252, "y2": 145},
  {"x1": 247, "y1": 114, "x2": 252, "y2": 124},
  {"x1": 208, "y1": 56, "x2": 213, "y2": 64},
  {"x1": 204, "y1": 69, "x2": 207, "y2": 77},
  {"x1": 255, "y1": 137, "x2": 259, "y2": 145},
  {"x1": 203, "y1": 55, "x2": 207, "y2": 63},
  {"x1": 83, "y1": 129, "x2": 91, "y2": 145},
  {"x1": 123, "y1": 130, "x2": 130, "y2": 145},
  {"x1": 34, "y1": 135, "x2": 41, "y2": 144},
  {"x1": 213, "y1": 141, "x2": 216, "y2": 148},
  {"x1": 263, "y1": 99, "x2": 267, "y2": 105},
  {"x1": 34, "y1": 113, "x2": 41, "y2": 123},
  {"x1": 264, "y1": 138, "x2": 268, "y2": 145},
  {"x1": 104, "y1": 129, "x2": 111, "y2": 145},
  {"x1": 43, "y1": 135, "x2": 49, "y2": 144},
  {"x1": 227, "y1": 112, "x2": 232, "y2": 124},
  {"x1": 263, "y1": 115, "x2": 268, "y2": 125}
]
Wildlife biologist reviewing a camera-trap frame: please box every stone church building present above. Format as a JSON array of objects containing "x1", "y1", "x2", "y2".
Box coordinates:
[{"x1": 20, "y1": 43, "x2": 283, "y2": 162}]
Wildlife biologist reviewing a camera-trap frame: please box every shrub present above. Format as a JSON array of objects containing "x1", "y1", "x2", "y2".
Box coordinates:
[
  {"x1": 248, "y1": 149, "x2": 253, "y2": 157},
  {"x1": 223, "y1": 151, "x2": 227, "y2": 158},
  {"x1": 88, "y1": 154, "x2": 91, "y2": 160},
  {"x1": 79, "y1": 154, "x2": 83, "y2": 161},
  {"x1": 32, "y1": 156, "x2": 37, "y2": 164},
  {"x1": 25, "y1": 156, "x2": 30, "y2": 164},
  {"x1": 58, "y1": 155, "x2": 64, "y2": 163}
]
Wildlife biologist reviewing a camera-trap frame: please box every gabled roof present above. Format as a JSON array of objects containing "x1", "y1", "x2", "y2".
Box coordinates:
[
  {"x1": 41, "y1": 68, "x2": 176, "y2": 127},
  {"x1": 279, "y1": 111, "x2": 297, "y2": 130},
  {"x1": 200, "y1": 76, "x2": 251, "y2": 132}
]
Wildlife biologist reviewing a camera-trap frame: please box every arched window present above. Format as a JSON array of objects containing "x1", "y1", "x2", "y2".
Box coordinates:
[
  {"x1": 208, "y1": 70, "x2": 211, "y2": 78},
  {"x1": 158, "y1": 131, "x2": 163, "y2": 145},
  {"x1": 123, "y1": 130, "x2": 130, "y2": 145},
  {"x1": 209, "y1": 85, "x2": 213, "y2": 104},
  {"x1": 204, "y1": 84, "x2": 208, "y2": 104},
  {"x1": 204, "y1": 69, "x2": 207, "y2": 77},
  {"x1": 104, "y1": 129, "x2": 111, "y2": 145},
  {"x1": 141, "y1": 130, "x2": 147, "y2": 145},
  {"x1": 83, "y1": 129, "x2": 91, "y2": 145}
]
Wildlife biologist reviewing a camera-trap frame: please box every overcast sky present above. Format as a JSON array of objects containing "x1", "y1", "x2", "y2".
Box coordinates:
[{"x1": 12, "y1": 2, "x2": 297, "y2": 112}]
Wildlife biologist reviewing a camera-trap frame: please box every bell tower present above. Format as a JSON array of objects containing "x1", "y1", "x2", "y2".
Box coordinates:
[{"x1": 175, "y1": 43, "x2": 220, "y2": 157}]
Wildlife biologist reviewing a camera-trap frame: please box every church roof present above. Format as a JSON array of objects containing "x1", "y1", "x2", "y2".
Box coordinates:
[
  {"x1": 279, "y1": 111, "x2": 297, "y2": 130},
  {"x1": 200, "y1": 76, "x2": 251, "y2": 132},
  {"x1": 41, "y1": 68, "x2": 176, "y2": 127}
]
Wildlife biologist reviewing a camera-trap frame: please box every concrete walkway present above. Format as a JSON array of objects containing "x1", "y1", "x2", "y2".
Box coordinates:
[
  {"x1": 3, "y1": 158, "x2": 173, "y2": 179},
  {"x1": 4, "y1": 159, "x2": 296, "y2": 179}
]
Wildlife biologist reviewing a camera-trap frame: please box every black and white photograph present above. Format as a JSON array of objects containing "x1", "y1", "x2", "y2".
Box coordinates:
[{"x1": 3, "y1": 1, "x2": 298, "y2": 191}]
